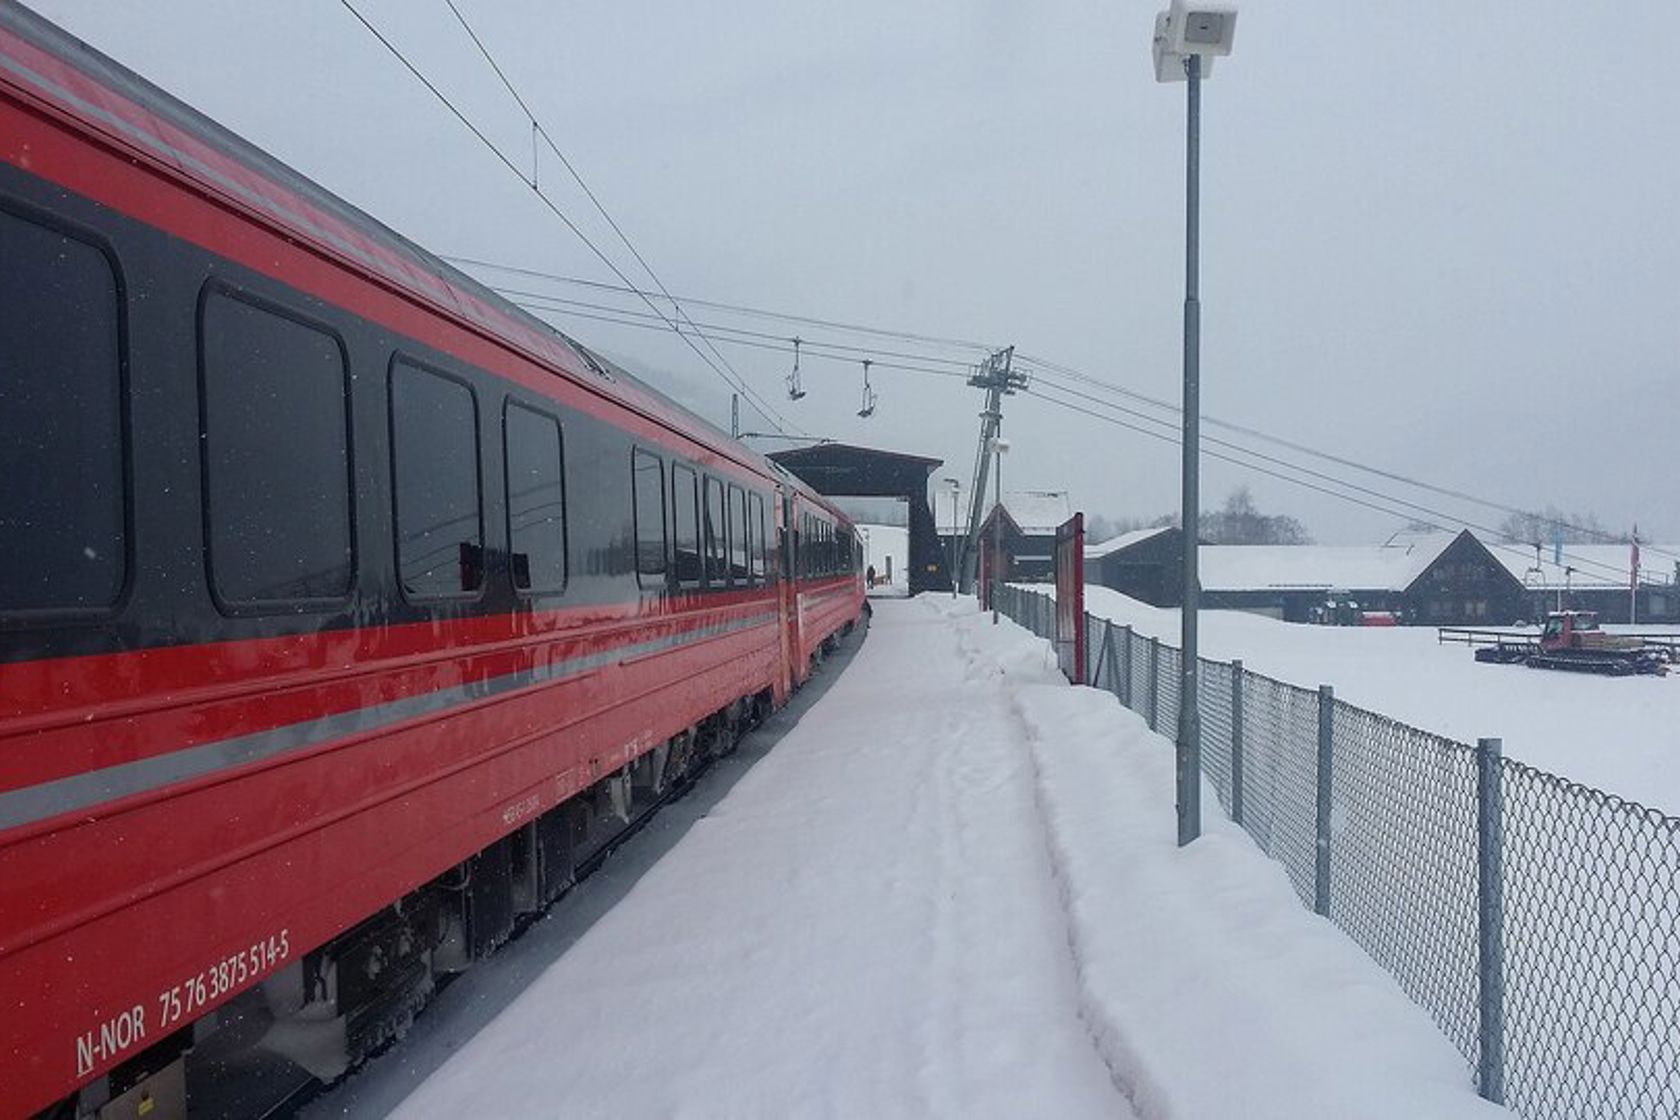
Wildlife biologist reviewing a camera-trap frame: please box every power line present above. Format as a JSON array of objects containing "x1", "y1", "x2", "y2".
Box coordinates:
[
  {"x1": 499, "y1": 271, "x2": 1654, "y2": 583},
  {"x1": 503, "y1": 295, "x2": 973, "y2": 381},
  {"x1": 439, "y1": 0, "x2": 796, "y2": 436},
  {"x1": 1023, "y1": 382, "x2": 1642, "y2": 584},
  {"x1": 338, "y1": 0, "x2": 795, "y2": 434},
  {"x1": 496, "y1": 285, "x2": 976, "y2": 368},
  {"x1": 445, "y1": 254, "x2": 1001, "y2": 354},
  {"x1": 437, "y1": 229, "x2": 1667, "y2": 560},
  {"x1": 464, "y1": 250, "x2": 1664, "y2": 558},
  {"x1": 499, "y1": 278, "x2": 1664, "y2": 579},
  {"x1": 1018, "y1": 351, "x2": 1669, "y2": 561},
  {"x1": 506, "y1": 276, "x2": 1654, "y2": 580}
]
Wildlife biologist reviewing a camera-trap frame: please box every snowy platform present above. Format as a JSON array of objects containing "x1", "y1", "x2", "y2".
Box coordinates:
[{"x1": 376, "y1": 598, "x2": 1502, "y2": 1119}]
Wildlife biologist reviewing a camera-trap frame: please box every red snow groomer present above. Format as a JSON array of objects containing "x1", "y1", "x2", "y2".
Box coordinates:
[{"x1": 1473, "y1": 611, "x2": 1673, "y2": 676}]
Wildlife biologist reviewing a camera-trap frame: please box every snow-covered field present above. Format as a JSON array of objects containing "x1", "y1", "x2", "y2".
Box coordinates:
[
  {"x1": 1078, "y1": 586, "x2": 1680, "y2": 812},
  {"x1": 383, "y1": 598, "x2": 1500, "y2": 1119}
]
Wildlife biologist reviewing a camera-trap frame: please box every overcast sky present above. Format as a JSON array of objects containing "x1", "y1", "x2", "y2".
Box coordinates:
[{"x1": 29, "y1": 1, "x2": 1679, "y2": 545}]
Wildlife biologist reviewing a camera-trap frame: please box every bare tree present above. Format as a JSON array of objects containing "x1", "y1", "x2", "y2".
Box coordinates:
[{"x1": 1497, "y1": 506, "x2": 1620, "y2": 545}]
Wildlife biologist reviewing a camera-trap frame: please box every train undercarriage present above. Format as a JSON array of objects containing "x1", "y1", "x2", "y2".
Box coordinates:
[{"x1": 47, "y1": 690, "x2": 778, "y2": 1120}]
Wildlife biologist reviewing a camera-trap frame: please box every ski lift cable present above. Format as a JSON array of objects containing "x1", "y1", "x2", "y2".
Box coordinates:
[
  {"x1": 499, "y1": 278, "x2": 1667, "y2": 570},
  {"x1": 506, "y1": 298, "x2": 974, "y2": 383}
]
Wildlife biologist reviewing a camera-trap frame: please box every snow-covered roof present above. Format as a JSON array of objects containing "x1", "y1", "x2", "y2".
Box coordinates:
[
  {"x1": 1490, "y1": 542, "x2": 1680, "y2": 591},
  {"x1": 999, "y1": 491, "x2": 1072, "y2": 536},
  {"x1": 1198, "y1": 534, "x2": 1459, "y2": 593},
  {"x1": 1086, "y1": 526, "x2": 1174, "y2": 560}
]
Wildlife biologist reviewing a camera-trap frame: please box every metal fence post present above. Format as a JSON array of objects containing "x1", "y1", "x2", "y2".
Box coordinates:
[
  {"x1": 1148, "y1": 637, "x2": 1161, "y2": 731},
  {"x1": 1230, "y1": 660, "x2": 1244, "y2": 827},
  {"x1": 1119, "y1": 626, "x2": 1133, "y2": 708},
  {"x1": 1314, "y1": 684, "x2": 1333, "y2": 917},
  {"x1": 1477, "y1": 737, "x2": 1506, "y2": 1105},
  {"x1": 1095, "y1": 617, "x2": 1108, "y2": 688}
]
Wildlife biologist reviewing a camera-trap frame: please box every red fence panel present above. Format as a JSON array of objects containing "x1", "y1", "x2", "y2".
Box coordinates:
[{"x1": 1054, "y1": 513, "x2": 1086, "y2": 684}]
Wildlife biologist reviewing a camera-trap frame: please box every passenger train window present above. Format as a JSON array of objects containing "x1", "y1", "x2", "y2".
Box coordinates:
[
  {"x1": 632, "y1": 449, "x2": 666, "y2": 585},
  {"x1": 672, "y1": 464, "x2": 700, "y2": 586},
  {"x1": 703, "y1": 476, "x2": 727, "y2": 587},
  {"x1": 504, "y1": 401, "x2": 566, "y2": 594},
  {"x1": 750, "y1": 493, "x2": 767, "y2": 580},
  {"x1": 391, "y1": 359, "x2": 483, "y2": 598},
  {"x1": 203, "y1": 292, "x2": 352, "y2": 607},
  {"x1": 729, "y1": 484, "x2": 750, "y2": 584},
  {"x1": 0, "y1": 208, "x2": 125, "y2": 613}
]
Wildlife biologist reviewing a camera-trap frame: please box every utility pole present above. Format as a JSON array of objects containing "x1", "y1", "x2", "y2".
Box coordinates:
[
  {"x1": 731, "y1": 393, "x2": 740, "y2": 439},
  {"x1": 956, "y1": 346, "x2": 1026, "y2": 594}
]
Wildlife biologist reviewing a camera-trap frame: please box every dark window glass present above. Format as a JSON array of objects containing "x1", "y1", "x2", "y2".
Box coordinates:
[
  {"x1": 633, "y1": 450, "x2": 666, "y2": 583},
  {"x1": 703, "y1": 476, "x2": 727, "y2": 586},
  {"x1": 391, "y1": 361, "x2": 482, "y2": 597},
  {"x1": 750, "y1": 493, "x2": 767, "y2": 579},
  {"x1": 0, "y1": 210, "x2": 123, "y2": 612},
  {"x1": 202, "y1": 293, "x2": 351, "y2": 606},
  {"x1": 729, "y1": 485, "x2": 750, "y2": 584},
  {"x1": 504, "y1": 401, "x2": 566, "y2": 593},
  {"x1": 672, "y1": 464, "x2": 701, "y2": 586}
]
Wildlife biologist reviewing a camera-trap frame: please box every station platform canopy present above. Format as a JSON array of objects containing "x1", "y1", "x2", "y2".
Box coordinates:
[{"x1": 768, "y1": 444, "x2": 952, "y2": 594}]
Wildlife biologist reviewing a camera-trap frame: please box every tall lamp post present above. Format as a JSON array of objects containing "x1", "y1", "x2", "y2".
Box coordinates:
[
  {"x1": 1153, "y1": 0, "x2": 1236, "y2": 847},
  {"x1": 944, "y1": 476, "x2": 962, "y2": 598},
  {"x1": 990, "y1": 438, "x2": 1010, "y2": 624}
]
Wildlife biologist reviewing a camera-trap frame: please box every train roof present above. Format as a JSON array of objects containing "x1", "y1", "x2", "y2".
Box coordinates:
[{"x1": 0, "y1": 1, "x2": 778, "y2": 479}]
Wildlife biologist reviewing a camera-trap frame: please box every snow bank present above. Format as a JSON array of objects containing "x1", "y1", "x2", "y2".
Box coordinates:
[{"x1": 930, "y1": 598, "x2": 1503, "y2": 1119}]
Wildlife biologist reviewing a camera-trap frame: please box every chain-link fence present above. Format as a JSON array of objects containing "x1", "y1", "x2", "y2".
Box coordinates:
[{"x1": 991, "y1": 583, "x2": 1680, "y2": 1119}]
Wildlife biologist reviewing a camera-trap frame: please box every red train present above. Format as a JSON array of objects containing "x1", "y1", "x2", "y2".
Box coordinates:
[{"x1": 0, "y1": 6, "x2": 864, "y2": 1116}]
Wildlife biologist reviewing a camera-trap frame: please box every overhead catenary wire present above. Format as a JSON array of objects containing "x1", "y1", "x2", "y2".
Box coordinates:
[
  {"x1": 502, "y1": 294, "x2": 973, "y2": 381},
  {"x1": 337, "y1": 0, "x2": 797, "y2": 434},
  {"x1": 495, "y1": 286, "x2": 978, "y2": 368},
  {"x1": 439, "y1": 0, "x2": 796, "y2": 435},
  {"x1": 445, "y1": 254, "x2": 1002, "y2": 354}
]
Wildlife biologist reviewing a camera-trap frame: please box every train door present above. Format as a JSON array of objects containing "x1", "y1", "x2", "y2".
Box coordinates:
[{"x1": 777, "y1": 485, "x2": 802, "y2": 692}]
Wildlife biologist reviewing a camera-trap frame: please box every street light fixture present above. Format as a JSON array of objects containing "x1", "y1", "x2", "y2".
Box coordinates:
[
  {"x1": 1154, "y1": 0, "x2": 1235, "y2": 848},
  {"x1": 990, "y1": 437, "x2": 1010, "y2": 624}
]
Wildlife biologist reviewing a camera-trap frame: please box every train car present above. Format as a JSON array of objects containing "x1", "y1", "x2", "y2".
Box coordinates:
[
  {"x1": 787, "y1": 487, "x2": 868, "y2": 685},
  {"x1": 0, "y1": 5, "x2": 863, "y2": 1116}
]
